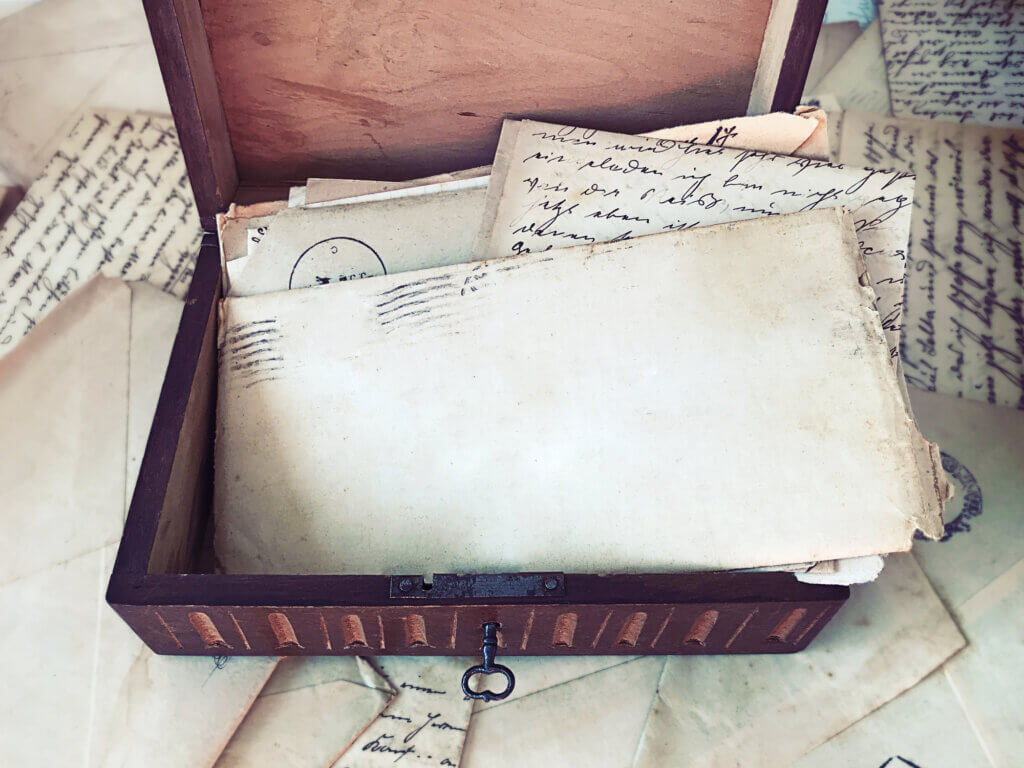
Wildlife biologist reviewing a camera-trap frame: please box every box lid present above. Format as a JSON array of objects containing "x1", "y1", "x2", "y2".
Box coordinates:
[{"x1": 144, "y1": 0, "x2": 825, "y2": 228}]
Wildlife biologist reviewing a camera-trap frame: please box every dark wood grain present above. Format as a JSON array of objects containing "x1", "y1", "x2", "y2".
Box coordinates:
[
  {"x1": 771, "y1": 0, "x2": 828, "y2": 111},
  {"x1": 143, "y1": 0, "x2": 238, "y2": 229}
]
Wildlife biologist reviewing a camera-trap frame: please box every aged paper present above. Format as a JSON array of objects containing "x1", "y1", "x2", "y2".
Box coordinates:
[
  {"x1": 217, "y1": 657, "x2": 393, "y2": 768},
  {"x1": 0, "y1": 110, "x2": 202, "y2": 357},
  {"x1": 0, "y1": 275, "x2": 129, "y2": 586},
  {"x1": 837, "y1": 112, "x2": 1024, "y2": 409},
  {"x1": 907, "y1": 389, "x2": 1024, "y2": 766},
  {"x1": 942, "y1": 558, "x2": 1024, "y2": 768},
  {"x1": 474, "y1": 118, "x2": 915, "y2": 357},
  {"x1": 909, "y1": 389, "x2": 1024, "y2": 611},
  {"x1": 0, "y1": 276, "x2": 277, "y2": 768},
  {"x1": 807, "y1": 19, "x2": 893, "y2": 115},
  {"x1": 335, "y1": 657, "x2": 473, "y2": 768},
  {"x1": 877, "y1": 0, "x2": 1024, "y2": 126},
  {"x1": 791, "y1": 671, "x2": 992, "y2": 767},
  {"x1": 472, "y1": 656, "x2": 635, "y2": 713},
  {"x1": 462, "y1": 657, "x2": 665, "y2": 768},
  {"x1": 226, "y1": 187, "x2": 488, "y2": 297},
  {"x1": 632, "y1": 554, "x2": 966, "y2": 768},
  {"x1": 215, "y1": 210, "x2": 946, "y2": 577},
  {"x1": 803, "y1": 21, "x2": 863, "y2": 94}
]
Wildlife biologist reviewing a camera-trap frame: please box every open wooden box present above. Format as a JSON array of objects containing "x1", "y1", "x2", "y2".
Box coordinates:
[{"x1": 107, "y1": 0, "x2": 849, "y2": 660}]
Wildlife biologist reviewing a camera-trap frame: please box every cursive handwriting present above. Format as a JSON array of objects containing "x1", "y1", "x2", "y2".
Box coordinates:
[
  {"x1": 0, "y1": 111, "x2": 201, "y2": 351},
  {"x1": 484, "y1": 119, "x2": 917, "y2": 357},
  {"x1": 841, "y1": 112, "x2": 1024, "y2": 409},
  {"x1": 878, "y1": 0, "x2": 1024, "y2": 126}
]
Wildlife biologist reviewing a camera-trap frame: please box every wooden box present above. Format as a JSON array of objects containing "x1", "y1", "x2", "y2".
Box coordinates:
[{"x1": 107, "y1": 0, "x2": 849, "y2": 662}]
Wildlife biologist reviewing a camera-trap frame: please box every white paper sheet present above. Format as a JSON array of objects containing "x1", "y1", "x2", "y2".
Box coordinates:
[
  {"x1": 0, "y1": 275, "x2": 129, "y2": 586},
  {"x1": 217, "y1": 657, "x2": 393, "y2": 768},
  {"x1": 0, "y1": 276, "x2": 277, "y2": 767},
  {"x1": 803, "y1": 21, "x2": 862, "y2": 95},
  {"x1": 0, "y1": 110, "x2": 201, "y2": 356},
  {"x1": 806, "y1": 18, "x2": 893, "y2": 115},
  {"x1": 215, "y1": 209, "x2": 946, "y2": 577},
  {"x1": 836, "y1": 113, "x2": 1024, "y2": 409},
  {"x1": 632, "y1": 553, "x2": 966, "y2": 768},
  {"x1": 877, "y1": 0, "x2": 1024, "y2": 126},
  {"x1": 474, "y1": 118, "x2": 915, "y2": 357},
  {"x1": 462, "y1": 657, "x2": 665, "y2": 768}
]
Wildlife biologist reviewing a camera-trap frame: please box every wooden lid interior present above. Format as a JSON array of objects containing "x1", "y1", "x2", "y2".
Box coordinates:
[{"x1": 199, "y1": 0, "x2": 776, "y2": 186}]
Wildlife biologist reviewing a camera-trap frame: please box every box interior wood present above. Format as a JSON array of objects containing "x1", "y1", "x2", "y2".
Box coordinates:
[
  {"x1": 199, "y1": 0, "x2": 776, "y2": 184},
  {"x1": 145, "y1": 0, "x2": 824, "y2": 225}
]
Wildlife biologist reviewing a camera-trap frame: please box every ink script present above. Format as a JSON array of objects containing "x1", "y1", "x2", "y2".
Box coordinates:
[{"x1": 0, "y1": 110, "x2": 202, "y2": 353}]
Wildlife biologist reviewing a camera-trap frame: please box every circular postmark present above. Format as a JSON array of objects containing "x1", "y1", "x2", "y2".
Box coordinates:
[
  {"x1": 288, "y1": 237, "x2": 386, "y2": 289},
  {"x1": 916, "y1": 450, "x2": 983, "y2": 542}
]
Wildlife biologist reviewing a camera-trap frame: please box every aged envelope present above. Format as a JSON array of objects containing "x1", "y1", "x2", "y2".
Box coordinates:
[
  {"x1": 0, "y1": 276, "x2": 277, "y2": 767},
  {"x1": 474, "y1": 117, "x2": 915, "y2": 357},
  {"x1": 791, "y1": 670, "x2": 992, "y2": 767},
  {"x1": 216, "y1": 657, "x2": 393, "y2": 768},
  {"x1": 877, "y1": 0, "x2": 1024, "y2": 126},
  {"x1": 225, "y1": 187, "x2": 488, "y2": 297},
  {"x1": 632, "y1": 553, "x2": 966, "y2": 768},
  {"x1": 836, "y1": 112, "x2": 1024, "y2": 410},
  {"x1": 215, "y1": 209, "x2": 946, "y2": 577}
]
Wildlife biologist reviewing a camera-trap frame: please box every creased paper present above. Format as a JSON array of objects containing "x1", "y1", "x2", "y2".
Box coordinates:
[
  {"x1": 462, "y1": 657, "x2": 665, "y2": 768},
  {"x1": 632, "y1": 553, "x2": 966, "y2": 768},
  {"x1": 215, "y1": 209, "x2": 945, "y2": 577},
  {"x1": 0, "y1": 276, "x2": 277, "y2": 767},
  {"x1": 806, "y1": 18, "x2": 893, "y2": 115},
  {"x1": 216, "y1": 657, "x2": 393, "y2": 768},
  {"x1": 474, "y1": 118, "x2": 915, "y2": 357},
  {"x1": 0, "y1": 275, "x2": 129, "y2": 586},
  {"x1": 335, "y1": 657, "x2": 473, "y2": 768},
  {"x1": 837, "y1": 112, "x2": 1024, "y2": 409},
  {"x1": 0, "y1": 110, "x2": 201, "y2": 356}
]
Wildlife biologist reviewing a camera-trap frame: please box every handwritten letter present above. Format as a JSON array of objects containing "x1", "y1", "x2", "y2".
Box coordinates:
[
  {"x1": 0, "y1": 110, "x2": 202, "y2": 354},
  {"x1": 475, "y1": 119, "x2": 916, "y2": 356},
  {"x1": 338, "y1": 658, "x2": 472, "y2": 768},
  {"x1": 877, "y1": 0, "x2": 1024, "y2": 126},
  {"x1": 837, "y1": 112, "x2": 1024, "y2": 409}
]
